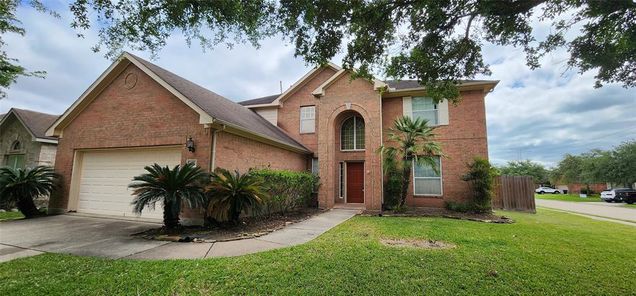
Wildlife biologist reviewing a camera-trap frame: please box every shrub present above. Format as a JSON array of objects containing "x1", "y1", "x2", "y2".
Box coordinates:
[
  {"x1": 206, "y1": 169, "x2": 267, "y2": 223},
  {"x1": 249, "y1": 169, "x2": 319, "y2": 216},
  {"x1": 0, "y1": 166, "x2": 57, "y2": 218},
  {"x1": 459, "y1": 157, "x2": 497, "y2": 213}
]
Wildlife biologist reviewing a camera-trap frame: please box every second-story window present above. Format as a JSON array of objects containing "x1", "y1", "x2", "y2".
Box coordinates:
[
  {"x1": 341, "y1": 115, "x2": 365, "y2": 151},
  {"x1": 412, "y1": 97, "x2": 438, "y2": 125},
  {"x1": 300, "y1": 106, "x2": 315, "y2": 133}
]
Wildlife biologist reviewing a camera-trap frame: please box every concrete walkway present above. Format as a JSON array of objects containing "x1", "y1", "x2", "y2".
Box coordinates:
[
  {"x1": 536, "y1": 199, "x2": 636, "y2": 225},
  {"x1": 127, "y1": 208, "x2": 359, "y2": 260}
]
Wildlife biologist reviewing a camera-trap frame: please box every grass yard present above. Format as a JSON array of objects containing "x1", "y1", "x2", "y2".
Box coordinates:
[
  {"x1": 0, "y1": 211, "x2": 24, "y2": 221},
  {"x1": 623, "y1": 203, "x2": 636, "y2": 209},
  {"x1": 1, "y1": 210, "x2": 634, "y2": 295},
  {"x1": 535, "y1": 193, "x2": 602, "y2": 202}
]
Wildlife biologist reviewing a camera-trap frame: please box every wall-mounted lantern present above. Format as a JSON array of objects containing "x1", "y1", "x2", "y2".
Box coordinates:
[{"x1": 185, "y1": 137, "x2": 195, "y2": 152}]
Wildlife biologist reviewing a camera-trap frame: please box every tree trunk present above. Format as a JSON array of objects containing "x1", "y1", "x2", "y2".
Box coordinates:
[
  {"x1": 16, "y1": 196, "x2": 41, "y2": 218},
  {"x1": 163, "y1": 199, "x2": 180, "y2": 230},
  {"x1": 399, "y1": 159, "x2": 412, "y2": 208}
]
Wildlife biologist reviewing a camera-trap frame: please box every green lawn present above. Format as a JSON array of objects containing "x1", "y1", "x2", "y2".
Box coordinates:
[
  {"x1": 535, "y1": 193, "x2": 602, "y2": 202},
  {"x1": 1, "y1": 210, "x2": 634, "y2": 295},
  {"x1": 0, "y1": 211, "x2": 24, "y2": 221},
  {"x1": 623, "y1": 203, "x2": 636, "y2": 209}
]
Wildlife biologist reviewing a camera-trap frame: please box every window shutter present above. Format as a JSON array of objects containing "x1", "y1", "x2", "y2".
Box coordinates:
[
  {"x1": 402, "y1": 96, "x2": 412, "y2": 117},
  {"x1": 437, "y1": 99, "x2": 449, "y2": 125}
]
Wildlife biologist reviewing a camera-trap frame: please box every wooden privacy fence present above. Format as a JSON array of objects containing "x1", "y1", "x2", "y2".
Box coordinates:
[{"x1": 492, "y1": 175, "x2": 536, "y2": 213}]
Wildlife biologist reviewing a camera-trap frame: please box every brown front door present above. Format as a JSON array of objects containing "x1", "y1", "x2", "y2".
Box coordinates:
[{"x1": 346, "y1": 162, "x2": 364, "y2": 203}]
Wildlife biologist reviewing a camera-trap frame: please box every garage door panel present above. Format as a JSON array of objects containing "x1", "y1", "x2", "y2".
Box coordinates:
[{"x1": 76, "y1": 148, "x2": 181, "y2": 220}]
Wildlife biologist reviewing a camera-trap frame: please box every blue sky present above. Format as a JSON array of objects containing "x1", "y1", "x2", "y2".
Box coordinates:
[{"x1": 1, "y1": 3, "x2": 634, "y2": 167}]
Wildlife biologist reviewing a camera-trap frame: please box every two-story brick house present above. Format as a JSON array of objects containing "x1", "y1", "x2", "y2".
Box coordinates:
[{"x1": 46, "y1": 53, "x2": 496, "y2": 224}]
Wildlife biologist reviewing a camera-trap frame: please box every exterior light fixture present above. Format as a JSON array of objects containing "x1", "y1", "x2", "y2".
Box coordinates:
[{"x1": 186, "y1": 137, "x2": 195, "y2": 152}]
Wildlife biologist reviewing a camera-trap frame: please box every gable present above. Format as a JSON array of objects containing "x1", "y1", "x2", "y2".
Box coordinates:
[
  {"x1": 0, "y1": 109, "x2": 58, "y2": 143},
  {"x1": 47, "y1": 52, "x2": 309, "y2": 153},
  {"x1": 312, "y1": 69, "x2": 387, "y2": 97},
  {"x1": 59, "y1": 63, "x2": 203, "y2": 140}
]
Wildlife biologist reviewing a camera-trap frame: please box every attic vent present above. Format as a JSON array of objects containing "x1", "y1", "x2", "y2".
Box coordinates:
[{"x1": 124, "y1": 72, "x2": 138, "y2": 89}]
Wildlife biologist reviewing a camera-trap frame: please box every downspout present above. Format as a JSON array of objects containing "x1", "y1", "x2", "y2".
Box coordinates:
[
  {"x1": 210, "y1": 124, "x2": 226, "y2": 171},
  {"x1": 379, "y1": 91, "x2": 384, "y2": 216}
]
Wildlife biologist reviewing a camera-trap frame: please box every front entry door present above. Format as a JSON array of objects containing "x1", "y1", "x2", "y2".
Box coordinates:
[{"x1": 346, "y1": 162, "x2": 364, "y2": 203}]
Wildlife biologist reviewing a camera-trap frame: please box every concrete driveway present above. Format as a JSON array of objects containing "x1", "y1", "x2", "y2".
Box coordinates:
[
  {"x1": 0, "y1": 215, "x2": 167, "y2": 262},
  {"x1": 0, "y1": 209, "x2": 359, "y2": 262},
  {"x1": 536, "y1": 199, "x2": 636, "y2": 225}
]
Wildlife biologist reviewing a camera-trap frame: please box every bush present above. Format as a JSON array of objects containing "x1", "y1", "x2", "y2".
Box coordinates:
[
  {"x1": 249, "y1": 169, "x2": 319, "y2": 216},
  {"x1": 459, "y1": 157, "x2": 497, "y2": 213},
  {"x1": 383, "y1": 170, "x2": 402, "y2": 210},
  {"x1": 206, "y1": 168, "x2": 267, "y2": 224}
]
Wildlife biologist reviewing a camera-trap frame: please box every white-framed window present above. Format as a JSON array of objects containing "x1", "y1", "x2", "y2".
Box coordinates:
[
  {"x1": 340, "y1": 116, "x2": 365, "y2": 151},
  {"x1": 412, "y1": 97, "x2": 438, "y2": 125},
  {"x1": 300, "y1": 106, "x2": 316, "y2": 133},
  {"x1": 311, "y1": 158, "x2": 319, "y2": 175},
  {"x1": 413, "y1": 156, "x2": 442, "y2": 196}
]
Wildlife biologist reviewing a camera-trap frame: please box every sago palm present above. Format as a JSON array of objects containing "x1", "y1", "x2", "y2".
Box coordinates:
[
  {"x1": 0, "y1": 166, "x2": 57, "y2": 218},
  {"x1": 206, "y1": 168, "x2": 268, "y2": 223},
  {"x1": 129, "y1": 162, "x2": 208, "y2": 229},
  {"x1": 378, "y1": 116, "x2": 443, "y2": 208}
]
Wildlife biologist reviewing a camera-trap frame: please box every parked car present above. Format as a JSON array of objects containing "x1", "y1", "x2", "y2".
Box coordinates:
[
  {"x1": 600, "y1": 188, "x2": 636, "y2": 203},
  {"x1": 535, "y1": 186, "x2": 561, "y2": 194}
]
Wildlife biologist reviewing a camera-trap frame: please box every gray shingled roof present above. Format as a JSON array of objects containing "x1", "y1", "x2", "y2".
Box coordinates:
[
  {"x1": 2, "y1": 108, "x2": 59, "y2": 141},
  {"x1": 238, "y1": 94, "x2": 279, "y2": 106},
  {"x1": 129, "y1": 53, "x2": 309, "y2": 153},
  {"x1": 241, "y1": 79, "x2": 498, "y2": 106}
]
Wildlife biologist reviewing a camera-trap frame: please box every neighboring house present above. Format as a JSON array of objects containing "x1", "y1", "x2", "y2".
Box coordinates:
[
  {"x1": 0, "y1": 108, "x2": 59, "y2": 169},
  {"x1": 46, "y1": 52, "x2": 496, "y2": 224}
]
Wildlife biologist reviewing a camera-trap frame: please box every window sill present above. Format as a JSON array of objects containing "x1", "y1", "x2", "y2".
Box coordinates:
[
  {"x1": 340, "y1": 149, "x2": 365, "y2": 152},
  {"x1": 413, "y1": 194, "x2": 443, "y2": 198},
  {"x1": 299, "y1": 132, "x2": 316, "y2": 135}
]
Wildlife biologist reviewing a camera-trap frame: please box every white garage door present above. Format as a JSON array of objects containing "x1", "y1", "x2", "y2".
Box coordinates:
[{"x1": 76, "y1": 148, "x2": 182, "y2": 220}]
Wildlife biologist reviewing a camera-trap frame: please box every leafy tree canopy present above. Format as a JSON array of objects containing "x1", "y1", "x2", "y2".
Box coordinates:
[
  {"x1": 497, "y1": 160, "x2": 549, "y2": 184},
  {"x1": 552, "y1": 141, "x2": 636, "y2": 188},
  {"x1": 64, "y1": 0, "x2": 636, "y2": 103}
]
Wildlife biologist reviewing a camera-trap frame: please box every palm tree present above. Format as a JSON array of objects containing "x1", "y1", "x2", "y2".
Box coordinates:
[
  {"x1": 378, "y1": 116, "x2": 443, "y2": 208},
  {"x1": 205, "y1": 168, "x2": 268, "y2": 223},
  {"x1": 0, "y1": 166, "x2": 57, "y2": 218},
  {"x1": 129, "y1": 162, "x2": 208, "y2": 229}
]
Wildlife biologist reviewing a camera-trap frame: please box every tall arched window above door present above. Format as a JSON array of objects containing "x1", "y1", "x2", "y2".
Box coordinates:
[{"x1": 341, "y1": 116, "x2": 365, "y2": 151}]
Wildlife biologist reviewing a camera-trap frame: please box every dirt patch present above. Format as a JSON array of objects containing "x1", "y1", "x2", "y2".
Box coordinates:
[
  {"x1": 381, "y1": 238, "x2": 456, "y2": 249},
  {"x1": 134, "y1": 208, "x2": 323, "y2": 243},
  {"x1": 362, "y1": 207, "x2": 513, "y2": 223}
]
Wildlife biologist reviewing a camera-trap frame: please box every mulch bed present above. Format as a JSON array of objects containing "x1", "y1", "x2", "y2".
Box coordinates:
[
  {"x1": 134, "y1": 208, "x2": 323, "y2": 243},
  {"x1": 362, "y1": 207, "x2": 514, "y2": 224}
]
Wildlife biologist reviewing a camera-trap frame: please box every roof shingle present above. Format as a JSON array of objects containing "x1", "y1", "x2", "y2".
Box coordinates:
[
  {"x1": 238, "y1": 94, "x2": 279, "y2": 106},
  {"x1": 2, "y1": 108, "x2": 59, "y2": 140}
]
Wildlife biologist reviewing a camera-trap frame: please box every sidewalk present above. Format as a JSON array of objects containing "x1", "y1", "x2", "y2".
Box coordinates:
[
  {"x1": 126, "y1": 208, "x2": 360, "y2": 260},
  {"x1": 536, "y1": 199, "x2": 636, "y2": 225}
]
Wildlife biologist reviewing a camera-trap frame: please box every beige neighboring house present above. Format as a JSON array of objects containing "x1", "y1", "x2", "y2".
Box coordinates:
[{"x1": 0, "y1": 108, "x2": 59, "y2": 169}]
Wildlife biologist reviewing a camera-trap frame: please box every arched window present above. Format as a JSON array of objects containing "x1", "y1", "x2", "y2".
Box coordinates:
[
  {"x1": 11, "y1": 140, "x2": 21, "y2": 151},
  {"x1": 341, "y1": 116, "x2": 365, "y2": 150}
]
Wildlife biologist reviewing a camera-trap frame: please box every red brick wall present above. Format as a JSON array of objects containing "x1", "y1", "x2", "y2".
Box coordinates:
[
  {"x1": 316, "y1": 72, "x2": 384, "y2": 210},
  {"x1": 214, "y1": 131, "x2": 308, "y2": 173},
  {"x1": 277, "y1": 67, "x2": 338, "y2": 154},
  {"x1": 567, "y1": 183, "x2": 607, "y2": 194},
  {"x1": 381, "y1": 90, "x2": 489, "y2": 207},
  {"x1": 50, "y1": 64, "x2": 212, "y2": 212}
]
